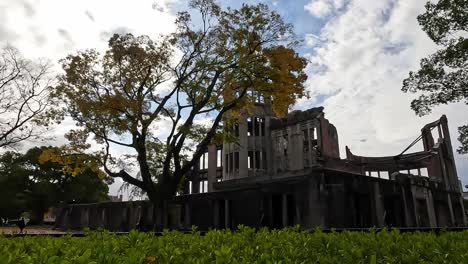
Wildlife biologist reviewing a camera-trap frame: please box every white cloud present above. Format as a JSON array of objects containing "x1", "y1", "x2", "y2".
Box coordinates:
[
  {"x1": 304, "y1": 33, "x2": 325, "y2": 47},
  {"x1": 304, "y1": 0, "x2": 346, "y2": 18},
  {"x1": 305, "y1": 0, "x2": 333, "y2": 18},
  {"x1": 0, "y1": 0, "x2": 177, "y2": 66},
  {"x1": 300, "y1": 0, "x2": 468, "y2": 186}
]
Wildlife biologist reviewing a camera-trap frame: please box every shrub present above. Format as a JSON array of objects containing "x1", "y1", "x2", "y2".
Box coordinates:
[{"x1": 0, "y1": 227, "x2": 467, "y2": 263}]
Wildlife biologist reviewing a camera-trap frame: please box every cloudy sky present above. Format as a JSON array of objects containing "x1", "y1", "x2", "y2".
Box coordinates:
[{"x1": 1, "y1": 0, "x2": 467, "y2": 194}]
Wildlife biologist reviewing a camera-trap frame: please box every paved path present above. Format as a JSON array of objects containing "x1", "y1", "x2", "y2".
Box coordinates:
[{"x1": 0, "y1": 226, "x2": 66, "y2": 235}]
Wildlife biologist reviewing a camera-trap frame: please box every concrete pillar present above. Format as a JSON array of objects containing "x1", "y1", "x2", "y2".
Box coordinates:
[
  {"x1": 238, "y1": 118, "x2": 248, "y2": 179},
  {"x1": 265, "y1": 117, "x2": 273, "y2": 176},
  {"x1": 162, "y1": 201, "x2": 168, "y2": 229},
  {"x1": 446, "y1": 193, "x2": 456, "y2": 226},
  {"x1": 213, "y1": 200, "x2": 220, "y2": 228},
  {"x1": 372, "y1": 182, "x2": 385, "y2": 226},
  {"x1": 307, "y1": 126, "x2": 313, "y2": 166},
  {"x1": 207, "y1": 145, "x2": 217, "y2": 192},
  {"x1": 437, "y1": 149, "x2": 450, "y2": 189},
  {"x1": 268, "y1": 195, "x2": 273, "y2": 227},
  {"x1": 289, "y1": 125, "x2": 303, "y2": 170},
  {"x1": 458, "y1": 195, "x2": 467, "y2": 225},
  {"x1": 440, "y1": 116, "x2": 460, "y2": 188},
  {"x1": 80, "y1": 208, "x2": 89, "y2": 228},
  {"x1": 184, "y1": 203, "x2": 191, "y2": 229},
  {"x1": 282, "y1": 194, "x2": 288, "y2": 227},
  {"x1": 426, "y1": 190, "x2": 437, "y2": 227},
  {"x1": 306, "y1": 179, "x2": 325, "y2": 228},
  {"x1": 401, "y1": 186, "x2": 412, "y2": 227},
  {"x1": 224, "y1": 200, "x2": 230, "y2": 229},
  {"x1": 222, "y1": 143, "x2": 229, "y2": 180},
  {"x1": 410, "y1": 187, "x2": 419, "y2": 227}
]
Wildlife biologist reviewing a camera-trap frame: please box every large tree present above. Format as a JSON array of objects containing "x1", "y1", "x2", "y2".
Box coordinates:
[
  {"x1": 0, "y1": 147, "x2": 111, "y2": 223},
  {"x1": 0, "y1": 46, "x2": 55, "y2": 148},
  {"x1": 402, "y1": 0, "x2": 467, "y2": 153},
  {"x1": 49, "y1": 0, "x2": 307, "y2": 213}
]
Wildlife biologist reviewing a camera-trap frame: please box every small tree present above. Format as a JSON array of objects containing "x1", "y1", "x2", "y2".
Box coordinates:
[
  {"x1": 0, "y1": 147, "x2": 111, "y2": 223},
  {"x1": 402, "y1": 0, "x2": 467, "y2": 153},
  {"x1": 0, "y1": 46, "x2": 54, "y2": 148},
  {"x1": 50, "y1": 0, "x2": 308, "y2": 214}
]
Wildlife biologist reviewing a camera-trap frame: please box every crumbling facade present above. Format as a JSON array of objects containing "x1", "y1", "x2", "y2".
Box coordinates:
[{"x1": 55, "y1": 103, "x2": 466, "y2": 231}]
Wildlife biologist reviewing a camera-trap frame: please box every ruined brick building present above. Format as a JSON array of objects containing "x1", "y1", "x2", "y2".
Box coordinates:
[{"x1": 55, "y1": 99, "x2": 467, "y2": 231}]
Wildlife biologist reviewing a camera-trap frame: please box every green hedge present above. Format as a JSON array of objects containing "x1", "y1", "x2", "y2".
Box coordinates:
[{"x1": 1, "y1": 227, "x2": 467, "y2": 263}]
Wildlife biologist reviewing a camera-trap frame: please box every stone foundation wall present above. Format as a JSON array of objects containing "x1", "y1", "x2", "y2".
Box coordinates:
[{"x1": 55, "y1": 170, "x2": 466, "y2": 231}]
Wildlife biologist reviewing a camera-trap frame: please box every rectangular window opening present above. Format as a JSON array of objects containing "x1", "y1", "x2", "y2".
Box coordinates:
[
  {"x1": 380, "y1": 171, "x2": 389, "y2": 179},
  {"x1": 217, "y1": 149, "x2": 222, "y2": 167},
  {"x1": 203, "y1": 153, "x2": 208, "y2": 169},
  {"x1": 255, "y1": 151, "x2": 261, "y2": 169},
  {"x1": 199, "y1": 155, "x2": 204, "y2": 170},
  {"x1": 254, "y1": 117, "x2": 261, "y2": 136},
  {"x1": 247, "y1": 117, "x2": 253, "y2": 136},
  {"x1": 257, "y1": 94, "x2": 265, "y2": 104},
  {"x1": 260, "y1": 118, "x2": 265, "y2": 136},
  {"x1": 248, "y1": 151, "x2": 254, "y2": 169},
  {"x1": 420, "y1": 167, "x2": 429, "y2": 177}
]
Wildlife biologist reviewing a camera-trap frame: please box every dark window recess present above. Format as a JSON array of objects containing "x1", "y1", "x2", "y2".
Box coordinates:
[
  {"x1": 283, "y1": 135, "x2": 288, "y2": 156},
  {"x1": 234, "y1": 152, "x2": 239, "y2": 170},
  {"x1": 234, "y1": 123, "x2": 239, "y2": 137},
  {"x1": 260, "y1": 118, "x2": 265, "y2": 136},
  {"x1": 247, "y1": 117, "x2": 253, "y2": 136},
  {"x1": 311, "y1": 139, "x2": 318, "y2": 147},
  {"x1": 287, "y1": 194, "x2": 295, "y2": 226},
  {"x1": 255, "y1": 151, "x2": 261, "y2": 169},
  {"x1": 257, "y1": 94, "x2": 265, "y2": 104},
  {"x1": 250, "y1": 117, "x2": 265, "y2": 136},
  {"x1": 262, "y1": 151, "x2": 267, "y2": 170},
  {"x1": 272, "y1": 194, "x2": 283, "y2": 228},
  {"x1": 303, "y1": 129, "x2": 309, "y2": 152},
  {"x1": 254, "y1": 118, "x2": 260, "y2": 136}
]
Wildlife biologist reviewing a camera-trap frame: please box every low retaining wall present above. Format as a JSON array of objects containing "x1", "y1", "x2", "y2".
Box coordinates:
[{"x1": 55, "y1": 201, "x2": 154, "y2": 231}]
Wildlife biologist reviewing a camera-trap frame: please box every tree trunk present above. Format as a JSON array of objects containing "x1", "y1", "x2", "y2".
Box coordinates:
[
  {"x1": 147, "y1": 192, "x2": 164, "y2": 232},
  {"x1": 146, "y1": 180, "x2": 178, "y2": 232},
  {"x1": 30, "y1": 208, "x2": 45, "y2": 225}
]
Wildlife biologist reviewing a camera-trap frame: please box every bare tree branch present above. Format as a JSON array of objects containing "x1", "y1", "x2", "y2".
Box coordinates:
[{"x1": 0, "y1": 46, "x2": 54, "y2": 148}]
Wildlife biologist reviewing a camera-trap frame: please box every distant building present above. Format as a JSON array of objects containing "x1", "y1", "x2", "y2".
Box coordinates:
[
  {"x1": 108, "y1": 195, "x2": 123, "y2": 202},
  {"x1": 56, "y1": 100, "x2": 466, "y2": 230}
]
